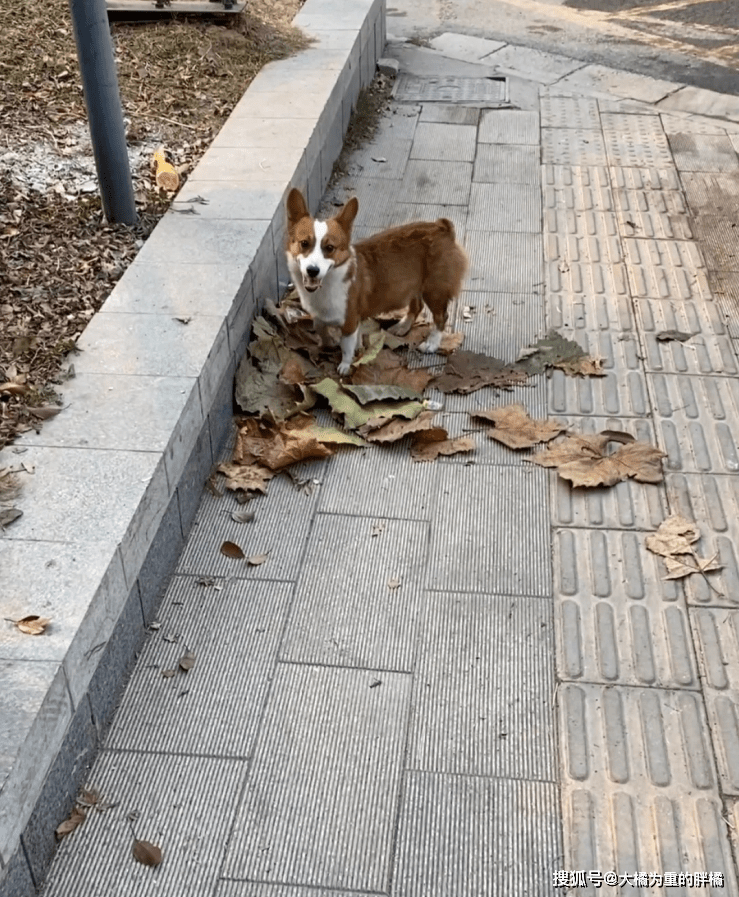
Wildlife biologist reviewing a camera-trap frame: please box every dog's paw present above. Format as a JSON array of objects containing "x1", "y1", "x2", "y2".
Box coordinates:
[
  {"x1": 337, "y1": 361, "x2": 352, "y2": 376},
  {"x1": 418, "y1": 340, "x2": 437, "y2": 354}
]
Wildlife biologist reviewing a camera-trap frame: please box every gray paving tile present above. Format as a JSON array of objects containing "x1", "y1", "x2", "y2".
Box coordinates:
[
  {"x1": 635, "y1": 297, "x2": 737, "y2": 376},
  {"x1": 222, "y1": 663, "x2": 409, "y2": 890},
  {"x1": 666, "y1": 473, "x2": 739, "y2": 609},
  {"x1": 472, "y1": 144, "x2": 540, "y2": 184},
  {"x1": 554, "y1": 528, "x2": 696, "y2": 689},
  {"x1": 542, "y1": 128, "x2": 608, "y2": 167},
  {"x1": 623, "y1": 238, "x2": 712, "y2": 301},
  {"x1": 348, "y1": 137, "x2": 413, "y2": 179},
  {"x1": 466, "y1": 182, "x2": 541, "y2": 232},
  {"x1": 478, "y1": 108, "x2": 539, "y2": 144},
  {"x1": 547, "y1": 264, "x2": 634, "y2": 334},
  {"x1": 648, "y1": 373, "x2": 739, "y2": 474},
  {"x1": 409, "y1": 121, "x2": 477, "y2": 162},
  {"x1": 558, "y1": 683, "x2": 737, "y2": 894},
  {"x1": 451, "y1": 290, "x2": 545, "y2": 360},
  {"x1": 600, "y1": 111, "x2": 665, "y2": 136},
  {"x1": 660, "y1": 112, "x2": 730, "y2": 136},
  {"x1": 430, "y1": 465, "x2": 551, "y2": 596},
  {"x1": 603, "y1": 128, "x2": 674, "y2": 169},
  {"x1": 336, "y1": 176, "x2": 402, "y2": 228},
  {"x1": 409, "y1": 591, "x2": 556, "y2": 779},
  {"x1": 318, "y1": 443, "x2": 438, "y2": 518},
  {"x1": 42, "y1": 750, "x2": 246, "y2": 897},
  {"x1": 540, "y1": 95, "x2": 600, "y2": 130},
  {"x1": 550, "y1": 415, "x2": 668, "y2": 531},
  {"x1": 176, "y1": 472, "x2": 319, "y2": 581},
  {"x1": 418, "y1": 103, "x2": 479, "y2": 125},
  {"x1": 711, "y1": 269, "x2": 739, "y2": 339},
  {"x1": 486, "y1": 44, "x2": 582, "y2": 84},
  {"x1": 693, "y1": 214, "x2": 739, "y2": 271},
  {"x1": 396, "y1": 159, "x2": 473, "y2": 205},
  {"x1": 465, "y1": 231, "x2": 543, "y2": 293},
  {"x1": 393, "y1": 771, "x2": 561, "y2": 897},
  {"x1": 105, "y1": 577, "x2": 292, "y2": 756},
  {"x1": 542, "y1": 164, "x2": 613, "y2": 211},
  {"x1": 669, "y1": 132, "x2": 739, "y2": 172},
  {"x1": 609, "y1": 165, "x2": 682, "y2": 191},
  {"x1": 680, "y1": 171, "x2": 739, "y2": 216},
  {"x1": 691, "y1": 606, "x2": 739, "y2": 795},
  {"x1": 544, "y1": 210, "x2": 622, "y2": 265},
  {"x1": 280, "y1": 515, "x2": 427, "y2": 671}
]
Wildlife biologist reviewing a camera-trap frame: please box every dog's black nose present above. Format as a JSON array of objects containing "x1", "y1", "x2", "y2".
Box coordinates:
[{"x1": 306, "y1": 265, "x2": 320, "y2": 278}]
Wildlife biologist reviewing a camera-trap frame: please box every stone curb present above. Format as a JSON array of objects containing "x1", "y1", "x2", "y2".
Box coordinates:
[{"x1": 0, "y1": 0, "x2": 384, "y2": 892}]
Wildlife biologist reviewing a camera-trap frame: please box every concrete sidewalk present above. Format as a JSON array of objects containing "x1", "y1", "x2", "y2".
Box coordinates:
[{"x1": 40, "y1": 36, "x2": 739, "y2": 897}]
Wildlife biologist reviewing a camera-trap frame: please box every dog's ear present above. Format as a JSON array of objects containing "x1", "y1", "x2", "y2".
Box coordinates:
[
  {"x1": 286, "y1": 188, "x2": 310, "y2": 225},
  {"x1": 334, "y1": 196, "x2": 359, "y2": 233}
]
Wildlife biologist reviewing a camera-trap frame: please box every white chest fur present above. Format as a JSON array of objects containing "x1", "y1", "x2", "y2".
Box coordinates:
[{"x1": 286, "y1": 252, "x2": 353, "y2": 327}]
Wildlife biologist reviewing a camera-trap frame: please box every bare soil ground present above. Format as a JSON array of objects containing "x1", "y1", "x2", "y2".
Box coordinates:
[{"x1": 0, "y1": 0, "x2": 309, "y2": 449}]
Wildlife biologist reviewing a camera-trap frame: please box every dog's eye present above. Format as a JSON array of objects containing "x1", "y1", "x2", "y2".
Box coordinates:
[
  {"x1": 324, "y1": 244, "x2": 334, "y2": 253},
  {"x1": 300, "y1": 239, "x2": 310, "y2": 250}
]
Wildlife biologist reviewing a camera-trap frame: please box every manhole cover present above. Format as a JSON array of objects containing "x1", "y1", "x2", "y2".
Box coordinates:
[{"x1": 394, "y1": 75, "x2": 508, "y2": 105}]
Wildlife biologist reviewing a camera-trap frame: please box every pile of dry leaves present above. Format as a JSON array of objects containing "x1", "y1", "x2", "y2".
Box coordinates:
[{"x1": 216, "y1": 295, "x2": 673, "y2": 500}]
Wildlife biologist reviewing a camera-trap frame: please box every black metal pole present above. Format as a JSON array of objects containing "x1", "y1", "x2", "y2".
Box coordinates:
[{"x1": 69, "y1": 0, "x2": 137, "y2": 224}]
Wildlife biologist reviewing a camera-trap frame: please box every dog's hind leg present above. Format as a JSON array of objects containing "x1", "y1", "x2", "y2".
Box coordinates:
[
  {"x1": 418, "y1": 291, "x2": 450, "y2": 354},
  {"x1": 388, "y1": 293, "x2": 422, "y2": 337}
]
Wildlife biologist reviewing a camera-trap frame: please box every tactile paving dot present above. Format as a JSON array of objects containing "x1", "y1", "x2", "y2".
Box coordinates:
[
  {"x1": 647, "y1": 373, "x2": 739, "y2": 474},
  {"x1": 550, "y1": 416, "x2": 667, "y2": 531},
  {"x1": 554, "y1": 527, "x2": 696, "y2": 688},
  {"x1": 666, "y1": 472, "x2": 739, "y2": 608},
  {"x1": 635, "y1": 297, "x2": 738, "y2": 376},
  {"x1": 558, "y1": 682, "x2": 737, "y2": 895}
]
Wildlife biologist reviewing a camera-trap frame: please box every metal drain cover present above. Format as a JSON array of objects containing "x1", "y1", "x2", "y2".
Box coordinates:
[{"x1": 394, "y1": 75, "x2": 508, "y2": 105}]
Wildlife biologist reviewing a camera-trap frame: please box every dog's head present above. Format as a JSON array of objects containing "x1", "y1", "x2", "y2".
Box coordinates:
[{"x1": 286, "y1": 188, "x2": 358, "y2": 292}]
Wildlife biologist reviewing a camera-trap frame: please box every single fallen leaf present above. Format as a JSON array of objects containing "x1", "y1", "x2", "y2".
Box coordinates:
[
  {"x1": 355, "y1": 329, "x2": 385, "y2": 367},
  {"x1": 655, "y1": 330, "x2": 694, "y2": 342},
  {"x1": 387, "y1": 577, "x2": 401, "y2": 589},
  {"x1": 179, "y1": 650, "x2": 196, "y2": 672},
  {"x1": 279, "y1": 356, "x2": 308, "y2": 385},
  {"x1": 645, "y1": 514, "x2": 723, "y2": 581},
  {"x1": 645, "y1": 514, "x2": 699, "y2": 557},
  {"x1": 132, "y1": 840, "x2": 163, "y2": 867},
  {"x1": 472, "y1": 404, "x2": 567, "y2": 449},
  {"x1": 312, "y1": 378, "x2": 425, "y2": 430},
  {"x1": 231, "y1": 510, "x2": 255, "y2": 524},
  {"x1": 402, "y1": 323, "x2": 465, "y2": 354},
  {"x1": 247, "y1": 552, "x2": 270, "y2": 566},
  {"x1": 358, "y1": 410, "x2": 436, "y2": 443},
  {"x1": 344, "y1": 383, "x2": 424, "y2": 404},
  {"x1": 306, "y1": 424, "x2": 367, "y2": 447},
  {"x1": 433, "y1": 350, "x2": 528, "y2": 394},
  {"x1": 15, "y1": 615, "x2": 51, "y2": 635},
  {"x1": 528, "y1": 432, "x2": 665, "y2": 487},
  {"x1": 0, "y1": 508, "x2": 22, "y2": 528},
  {"x1": 410, "y1": 429, "x2": 476, "y2": 462},
  {"x1": 0, "y1": 382, "x2": 28, "y2": 396},
  {"x1": 220, "y1": 540, "x2": 245, "y2": 559},
  {"x1": 27, "y1": 405, "x2": 62, "y2": 420},
  {"x1": 516, "y1": 330, "x2": 605, "y2": 377},
  {"x1": 349, "y1": 349, "x2": 433, "y2": 391},
  {"x1": 55, "y1": 806, "x2": 86, "y2": 840},
  {"x1": 234, "y1": 354, "x2": 302, "y2": 420},
  {"x1": 371, "y1": 522, "x2": 385, "y2": 537},
  {"x1": 217, "y1": 462, "x2": 275, "y2": 496},
  {"x1": 161, "y1": 669, "x2": 176, "y2": 679}
]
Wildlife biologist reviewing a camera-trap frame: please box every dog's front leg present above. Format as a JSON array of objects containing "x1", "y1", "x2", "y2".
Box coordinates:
[{"x1": 338, "y1": 327, "x2": 359, "y2": 376}]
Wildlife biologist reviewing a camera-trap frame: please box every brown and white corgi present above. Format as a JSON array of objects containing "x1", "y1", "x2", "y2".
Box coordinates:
[{"x1": 285, "y1": 187, "x2": 468, "y2": 375}]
